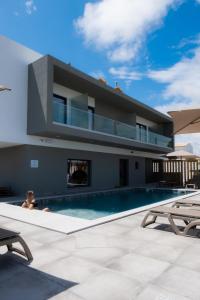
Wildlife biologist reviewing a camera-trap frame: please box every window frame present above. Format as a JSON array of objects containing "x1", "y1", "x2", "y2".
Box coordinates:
[
  {"x1": 53, "y1": 93, "x2": 67, "y2": 124},
  {"x1": 67, "y1": 159, "x2": 91, "y2": 188}
]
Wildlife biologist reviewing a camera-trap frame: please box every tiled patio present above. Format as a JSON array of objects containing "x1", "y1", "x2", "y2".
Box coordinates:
[{"x1": 1, "y1": 209, "x2": 200, "y2": 300}]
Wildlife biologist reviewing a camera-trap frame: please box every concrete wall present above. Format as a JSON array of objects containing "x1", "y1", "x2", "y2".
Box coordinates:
[{"x1": 0, "y1": 145, "x2": 146, "y2": 196}]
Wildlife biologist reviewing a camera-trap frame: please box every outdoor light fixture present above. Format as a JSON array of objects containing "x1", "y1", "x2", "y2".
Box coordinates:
[{"x1": 0, "y1": 85, "x2": 11, "y2": 92}]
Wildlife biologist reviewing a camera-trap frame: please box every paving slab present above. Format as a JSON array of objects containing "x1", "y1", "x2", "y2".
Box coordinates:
[
  {"x1": 156, "y1": 265, "x2": 200, "y2": 300},
  {"x1": 49, "y1": 291, "x2": 85, "y2": 300},
  {"x1": 108, "y1": 252, "x2": 170, "y2": 284},
  {"x1": 29, "y1": 246, "x2": 69, "y2": 268},
  {"x1": 42, "y1": 255, "x2": 105, "y2": 284},
  {"x1": 176, "y1": 244, "x2": 200, "y2": 272},
  {"x1": 73, "y1": 246, "x2": 128, "y2": 266},
  {"x1": 136, "y1": 284, "x2": 190, "y2": 300},
  {"x1": 133, "y1": 240, "x2": 185, "y2": 263},
  {"x1": 70, "y1": 269, "x2": 142, "y2": 300}
]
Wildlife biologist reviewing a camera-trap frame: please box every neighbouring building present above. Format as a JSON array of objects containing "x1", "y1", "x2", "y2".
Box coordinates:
[
  {"x1": 175, "y1": 143, "x2": 193, "y2": 154},
  {"x1": 0, "y1": 36, "x2": 174, "y2": 196}
]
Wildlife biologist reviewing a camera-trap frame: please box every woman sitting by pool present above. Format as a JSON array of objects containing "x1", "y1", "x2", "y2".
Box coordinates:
[{"x1": 22, "y1": 191, "x2": 49, "y2": 212}]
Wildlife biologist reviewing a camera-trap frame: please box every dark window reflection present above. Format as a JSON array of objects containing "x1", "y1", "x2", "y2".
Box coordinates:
[{"x1": 67, "y1": 159, "x2": 90, "y2": 187}]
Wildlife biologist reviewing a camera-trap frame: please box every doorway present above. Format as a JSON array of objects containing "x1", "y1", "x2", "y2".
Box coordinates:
[{"x1": 119, "y1": 159, "x2": 129, "y2": 186}]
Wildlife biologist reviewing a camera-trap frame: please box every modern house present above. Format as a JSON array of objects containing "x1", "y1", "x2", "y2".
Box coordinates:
[{"x1": 0, "y1": 36, "x2": 174, "y2": 196}]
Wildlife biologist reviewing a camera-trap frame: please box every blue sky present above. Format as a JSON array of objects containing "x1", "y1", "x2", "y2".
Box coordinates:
[{"x1": 1, "y1": 0, "x2": 200, "y2": 150}]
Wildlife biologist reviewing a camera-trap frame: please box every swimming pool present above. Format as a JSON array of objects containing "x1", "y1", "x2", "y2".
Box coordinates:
[{"x1": 32, "y1": 188, "x2": 193, "y2": 220}]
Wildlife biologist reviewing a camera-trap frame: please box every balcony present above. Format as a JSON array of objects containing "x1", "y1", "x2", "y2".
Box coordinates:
[{"x1": 53, "y1": 102, "x2": 173, "y2": 149}]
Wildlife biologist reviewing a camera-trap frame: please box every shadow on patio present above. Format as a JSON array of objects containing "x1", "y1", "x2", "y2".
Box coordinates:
[{"x1": 0, "y1": 253, "x2": 78, "y2": 300}]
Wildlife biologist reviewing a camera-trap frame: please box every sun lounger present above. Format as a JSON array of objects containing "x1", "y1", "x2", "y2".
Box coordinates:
[
  {"x1": 0, "y1": 228, "x2": 33, "y2": 262},
  {"x1": 141, "y1": 206, "x2": 200, "y2": 236},
  {"x1": 172, "y1": 199, "x2": 200, "y2": 208}
]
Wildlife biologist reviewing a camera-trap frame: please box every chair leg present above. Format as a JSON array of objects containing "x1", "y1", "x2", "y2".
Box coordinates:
[
  {"x1": 7, "y1": 243, "x2": 13, "y2": 252},
  {"x1": 6, "y1": 236, "x2": 33, "y2": 262},
  {"x1": 141, "y1": 212, "x2": 157, "y2": 228},
  {"x1": 168, "y1": 214, "x2": 184, "y2": 235},
  {"x1": 17, "y1": 236, "x2": 33, "y2": 262},
  {"x1": 184, "y1": 220, "x2": 200, "y2": 236}
]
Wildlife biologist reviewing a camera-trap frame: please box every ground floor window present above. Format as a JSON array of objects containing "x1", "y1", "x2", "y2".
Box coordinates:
[{"x1": 67, "y1": 159, "x2": 90, "y2": 187}]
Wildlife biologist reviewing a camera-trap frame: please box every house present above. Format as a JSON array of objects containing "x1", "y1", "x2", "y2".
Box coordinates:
[
  {"x1": 0, "y1": 36, "x2": 174, "y2": 196},
  {"x1": 175, "y1": 143, "x2": 193, "y2": 154}
]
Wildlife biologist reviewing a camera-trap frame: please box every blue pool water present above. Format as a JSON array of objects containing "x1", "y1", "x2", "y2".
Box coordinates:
[{"x1": 39, "y1": 188, "x2": 193, "y2": 220}]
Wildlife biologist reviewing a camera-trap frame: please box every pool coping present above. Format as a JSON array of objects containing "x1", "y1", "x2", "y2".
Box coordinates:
[{"x1": 1, "y1": 188, "x2": 200, "y2": 234}]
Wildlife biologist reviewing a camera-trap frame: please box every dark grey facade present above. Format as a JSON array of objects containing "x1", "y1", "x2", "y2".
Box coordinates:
[
  {"x1": 0, "y1": 145, "x2": 146, "y2": 196},
  {"x1": 0, "y1": 54, "x2": 174, "y2": 196},
  {"x1": 27, "y1": 55, "x2": 174, "y2": 154}
]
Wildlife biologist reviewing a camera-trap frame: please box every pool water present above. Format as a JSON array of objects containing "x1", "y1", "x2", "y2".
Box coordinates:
[{"x1": 39, "y1": 189, "x2": 192, "y2": 220}]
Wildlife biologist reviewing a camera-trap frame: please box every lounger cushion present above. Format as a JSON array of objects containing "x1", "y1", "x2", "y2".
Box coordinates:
[{"x1": 151, "y1": 206, "x2": 200, "y2": 218}]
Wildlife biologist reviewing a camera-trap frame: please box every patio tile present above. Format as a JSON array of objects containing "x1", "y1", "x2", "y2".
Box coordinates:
[
  {"x1": 126, "y1": 226, "x2": 169, "y2": 242},
  {"x1": 73, "y1": 247, "x2": 128, "y2": 266},
  {"x1": 42, "y1": 255, "x2": 105, "y2": 284},
  {"x1": 74, "y1": 231, "x2": 109, "y2": 248},
  {"x1": 70, "y1": 269, "x2": 142, "y2": 300},
  {"x1": 0, "y1": 267, "x2": 76, "y2": 300},
  {"x1": 29, "y1": 228, "x2": 66, "y2": 244},
  {"x1": 156, "y1": 265, "x2": 200, "y2": 300},
  {"x1": 133, "y1": 240, "x2": 184, "y2": 263},
  {"x1": 52, "y1": 235, "x2": 77, "y2": 252},
  {"x1": 108, "y1": 253, "x2": 170, "y2": 284},
  {"x1": 30, "y1": 246, "x2": 69, "y2": 268},
  {"x1": 112, "y1": 215, "x2": 142, "y2": 228},
  {"x1": 136, "y1": 284, "x2": 190, "y2": 300},
  {"x1": 85, "y1": 222, "x2": 131, "y2": 237},
  {"x1": 107, "y1": 235, "x2": 145, "y2": 251},
  {"x1": 49, "y1": 291, "x2": 85, "y2": 300},
  {"x1": 156, "y1": 233, "x2": 199, "y2": 248},
  {"x1": 176, "y1": 244, "x2": 200, "y2": 272}
]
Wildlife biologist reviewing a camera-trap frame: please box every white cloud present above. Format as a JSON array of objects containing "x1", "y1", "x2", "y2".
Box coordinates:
[
  {"x1": 109, "y1": 66, "x2": 142, "y2": 80},
  {"x1": 75, "y1": 0, "x2": 181, "y2": 62},
  {"x1": 148, "y1": 45, "x2": 200, "y2": 113},
  {"x1": 175, "y1": 134, "x2": 200, "y2": 155},
  {"x1": 90, "y1": 70, "x2": 105, "y2": 79},
  {"x1": 149, "y1": 41, "x2": 200, "y2": 154},
  {"x1": 25, "y1": 0, "x2": 37, "y2": 15}
]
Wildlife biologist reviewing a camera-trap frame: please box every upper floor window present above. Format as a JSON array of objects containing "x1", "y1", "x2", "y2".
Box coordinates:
[
  {"x1": 88, "y1": 106, "x2": 95, "y2": 130},
  {"x1": 136, "y1": 123, "x2": 147, "y2": 143},
  {"x1": 53, "y1": 94, "x2": 67, "y2": 124}
]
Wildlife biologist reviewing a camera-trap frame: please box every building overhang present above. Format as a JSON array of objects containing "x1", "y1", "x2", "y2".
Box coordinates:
[{"x1": 49, "y1": 55, "x2": 172, "y2": 124}]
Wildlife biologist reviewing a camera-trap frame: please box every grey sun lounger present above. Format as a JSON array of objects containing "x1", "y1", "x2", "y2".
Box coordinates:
[
  {"x1": 0, "y1": 228, "x2": 33, "y2": 262},
  {"x1": 172, "y1": 199, "x2": 200, "y2": 208},
  {"x1": 141, "y1": 206, "x2": 200, "y2": 236}
]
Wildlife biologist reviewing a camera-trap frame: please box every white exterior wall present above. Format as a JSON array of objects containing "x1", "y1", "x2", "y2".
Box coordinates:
[
  {"x1": 0, "y1": 35, "x2": 42, "y2": 146},
  {"x1": 0, "y1": 36, "x2": 161, "y2": 159}
]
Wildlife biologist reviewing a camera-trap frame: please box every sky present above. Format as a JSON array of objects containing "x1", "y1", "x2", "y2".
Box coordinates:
[{"x1": 1, "y1": 0, "x2": 200, "y2": 152}]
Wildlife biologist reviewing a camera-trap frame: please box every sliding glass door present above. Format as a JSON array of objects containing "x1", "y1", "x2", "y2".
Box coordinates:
[{"x1": 53, "y1": 94, "x2": 67, "y2": 124}]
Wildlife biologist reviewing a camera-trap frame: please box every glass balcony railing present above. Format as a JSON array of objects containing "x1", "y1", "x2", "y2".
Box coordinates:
[{"x1": 53, "y1": 101, "x2": 173, "y2": 148}]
